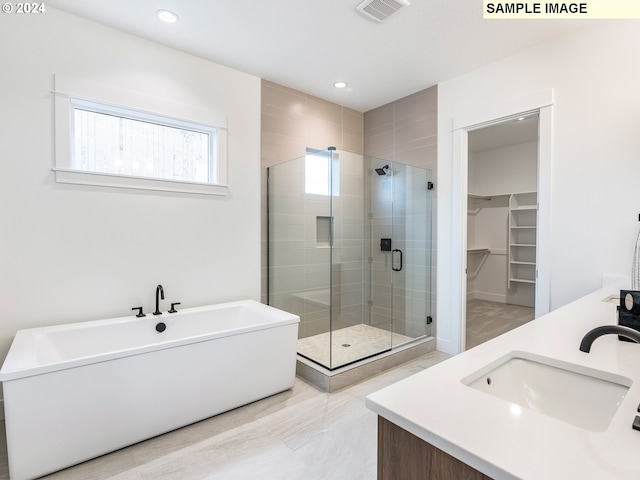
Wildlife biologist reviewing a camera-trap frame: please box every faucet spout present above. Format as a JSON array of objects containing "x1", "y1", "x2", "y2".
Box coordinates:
[
  {"x1": 579, "y1": 325, "x2": 640, "y2": 353},
  {"x1": 154, "y1": 284, "x2": 164, "y2": 315}
]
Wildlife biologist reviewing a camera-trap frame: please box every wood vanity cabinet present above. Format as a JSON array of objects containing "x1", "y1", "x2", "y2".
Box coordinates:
[{"x1": 377, "y1": 417, "x2": 492, "y2": 480}]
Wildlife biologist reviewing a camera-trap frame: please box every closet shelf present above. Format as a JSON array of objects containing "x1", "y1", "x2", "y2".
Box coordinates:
[
  {"x1": 509, "y1": 278, "x2": 536, "y2": 284},
  {"x1": 511, "y1": 206, "x2": 537, "y2": 211},
  {"x1": 510, "y1": 260, "x2": 536, "y2": 265},
  {"x1": 468, "y1": 194, "x2": 493, "y2": 201},
  {"x1": 510, "y1": 243, "x2": 536, "y2": 247},
  {"x1": 467, "y1": 248, "x2": 491, "y2": 255},
  {"x1": 468, "y1": 192, "x2": 528, "y2": 198}
]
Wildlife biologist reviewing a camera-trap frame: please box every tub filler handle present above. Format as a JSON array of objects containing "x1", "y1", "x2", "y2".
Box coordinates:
[
  {"x1": 169, "y1": 302, "x2": 181, "y2": 313},
  {"x1": 132, "y1": 306, "x2": 146, "y2": 318}
]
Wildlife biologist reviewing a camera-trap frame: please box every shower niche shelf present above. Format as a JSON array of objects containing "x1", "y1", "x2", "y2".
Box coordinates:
[{"x1": 316, "y1": 216, "x2": 333, "y2": 248}]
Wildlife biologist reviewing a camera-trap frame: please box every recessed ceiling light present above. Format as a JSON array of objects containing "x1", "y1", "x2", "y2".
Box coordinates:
[
  {"x1": 334, "y1": 81, "x2": 348, "y2": 89},
  {"x1": 157, "y1": 9, "x2": 178, "y2": 23}
]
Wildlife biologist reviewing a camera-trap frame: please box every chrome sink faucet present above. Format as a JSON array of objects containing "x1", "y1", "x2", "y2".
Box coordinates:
[
  {"x1": 579, "y1": 325, "x2": 640, "y2": 352},
  {"x1": 154, "y1": 284, "x2": 164, "y2": 315}
]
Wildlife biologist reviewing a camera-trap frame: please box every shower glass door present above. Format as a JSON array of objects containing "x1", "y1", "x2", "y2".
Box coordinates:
[
  {"x1": 366, "y1": 159, "x2": 432, "y2": 348},
  {"x1": 389, "y1": 163, "x2": 433, "y2": 346}
]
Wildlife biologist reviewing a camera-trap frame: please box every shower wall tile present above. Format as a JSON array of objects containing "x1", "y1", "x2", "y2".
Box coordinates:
[
  {"x1": 363, "y1": 130, "x2": 395, "y2": 159},
  {"x1": 343, "y1": 108, "x2": 364, "y2": 134},
  {"x1": 305, "y1": 117, "x2": 343, "y2": 151},
  {"x1": 270, "y1": 197, "x2": 305, "y2": 216},
  {"x1": 262, "y1": 80, "x2": 364, "y2": 163},
  {"x1": 262, "y1": 112, "x2": 306, "y2": 139},
  {"x1": 395, "y1": 144, "x2": 437, "y2": 171},
  {"x1": 262, "y1": 134, "x2": 307, "y2": 169},
  {"x1": 342, "y1": 177, "x2": 364, "y2": 196},
  {"x1": 261, "y1": 82, "x2": 307, "y2": 170},
  {"x1": 340, "y1": 202, "x2": 365, "y2": 220},
  {"x1": 340, "y1": 247, "x2": 364, "y2": 262},
  {"x1": 306, "y1": 97, "x2": 343, "y2": 125},
  {"x1": 343, "y1": 109, "x2": 364, "y2": 153},
  {"x1": 262, "y1": 83, "x2": 306, "y2": 115},
  {"x1": 363, "y1": 85, "x2": 437, "y2": 169},
  {"x1": 394, "y1": 118, "x2": 435, "y2": 146},
  {"x1": 395, "y1": 88, "x2": 437, "y2": 121},
  {"x1": 341, "y1": 153, "x2": 364, "y2": 175},
  {"x1": 340, "y1": 290, "x2": 364, "y2": 309},
  {"x1": 364, "y1": 104, "x2": 394, "y2": 136},
  {"x1": 342, "y1": 224, "x2": 364, "y2": 242},
  {"x1": 271, "y1": 223, "x2": 305, "y2": 242},
  {"x1": 341, "y1": 267, "x2": 364, "y2": 285}
]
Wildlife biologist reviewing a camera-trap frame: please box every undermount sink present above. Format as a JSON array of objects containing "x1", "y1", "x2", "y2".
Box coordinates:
[{"x1": 462, "y1": 351, "x2": 632, "y2": 432}]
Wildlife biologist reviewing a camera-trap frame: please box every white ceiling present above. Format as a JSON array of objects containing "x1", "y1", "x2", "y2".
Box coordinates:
[
  {"x1": 468, "y1": 114, "x2": 539, "y2": 152},
  {"x1": 47, "y1": 0, "x2": 596, "y2": 112}
]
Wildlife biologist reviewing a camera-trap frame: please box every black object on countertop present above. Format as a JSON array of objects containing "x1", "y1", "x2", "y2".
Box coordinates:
[{"x1": 618, "y1": 290, "x2": 640, "y2": 341}]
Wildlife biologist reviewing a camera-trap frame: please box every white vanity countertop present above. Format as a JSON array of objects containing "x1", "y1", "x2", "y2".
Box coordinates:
[{"x1": 366, "y1": 288, "x2": 640, "y2": 479}]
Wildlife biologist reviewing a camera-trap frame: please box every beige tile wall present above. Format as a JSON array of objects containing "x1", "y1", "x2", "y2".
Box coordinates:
[
  {"x1": 261, "y1": 80, "x2": 363, "y2": 168},
  {"x1": 261, "y1": 81, "x2": 364, "y2": 304},
  {"x1": 364, "y1": 86, "x2": 437, "y2": 170}
]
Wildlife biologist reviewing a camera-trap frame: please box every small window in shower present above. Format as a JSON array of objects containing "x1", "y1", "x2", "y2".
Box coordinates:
[{"x1": 304, "y1": 150, "x2": 340, "y2": 196}]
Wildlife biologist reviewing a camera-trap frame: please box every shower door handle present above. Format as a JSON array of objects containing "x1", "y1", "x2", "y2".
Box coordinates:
[{"x1": 392, "y1": 249, "x2": 403, "y2": 272}]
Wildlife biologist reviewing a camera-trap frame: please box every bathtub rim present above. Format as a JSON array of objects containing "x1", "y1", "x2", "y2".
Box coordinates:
[{"x1": 0, "y1": 299, "x2": 299, "y2": 382}]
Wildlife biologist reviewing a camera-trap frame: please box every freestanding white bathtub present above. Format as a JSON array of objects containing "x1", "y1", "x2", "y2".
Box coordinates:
[{"x1": 0, "y1": 300, "x2": 299, "y2": 480}]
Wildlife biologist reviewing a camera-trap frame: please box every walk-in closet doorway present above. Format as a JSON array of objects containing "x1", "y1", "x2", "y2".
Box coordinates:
[
  {"x1": 447, "y1": 89, "x2": 552, "y2": 355},
  {"x1": 465, "y1": 114, "x2": 539, "y2": 349}
]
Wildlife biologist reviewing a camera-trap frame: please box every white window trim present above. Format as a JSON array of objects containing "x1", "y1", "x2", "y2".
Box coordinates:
[{"x1": 53, "y1": 74, "x2": 229, "y2": 196}]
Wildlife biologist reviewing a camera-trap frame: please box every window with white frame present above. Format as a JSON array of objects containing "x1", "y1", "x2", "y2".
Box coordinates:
[{"x1": 54, "y1": 75, "x2": 228, "y2": 195}]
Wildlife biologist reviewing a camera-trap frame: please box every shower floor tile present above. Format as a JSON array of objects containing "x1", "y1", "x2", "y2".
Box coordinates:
[{"x1": 297, "y1": 324, "x2": 414, "y2": 369}]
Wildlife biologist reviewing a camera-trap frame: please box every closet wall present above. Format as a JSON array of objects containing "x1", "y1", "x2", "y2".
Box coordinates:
[{"x1": 467, "y1": 139, "x2": 537, "y2": 307}]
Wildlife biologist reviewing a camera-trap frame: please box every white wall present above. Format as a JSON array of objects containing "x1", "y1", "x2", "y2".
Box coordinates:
[
  {"x1": 469, "y1": 141, "x2": 538, "y2": 195},
  {"x1": 467, "y1": 196, "x2": 509, "y2": 302},
  {"x1": 437, "y1": 21, "x2": 640, "y2": 354},
  {"x1": 0, "y1": 8, "x2": 261, "y2": 384}
]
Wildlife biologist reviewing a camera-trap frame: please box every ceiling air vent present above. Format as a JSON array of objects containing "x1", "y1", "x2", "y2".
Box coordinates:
[{"x1": 356, "y1": 0, "x2": 410, "y2": 22}]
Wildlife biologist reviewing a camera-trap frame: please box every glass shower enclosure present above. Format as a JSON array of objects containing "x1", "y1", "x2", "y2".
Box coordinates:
[{"x1": 268, "y1": 147, "x2": 433, "y2": 370}]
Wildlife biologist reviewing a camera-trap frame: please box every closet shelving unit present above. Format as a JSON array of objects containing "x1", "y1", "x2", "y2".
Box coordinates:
[{"x1": 508, "y1": 192, "x2": 537, "y2": 288}]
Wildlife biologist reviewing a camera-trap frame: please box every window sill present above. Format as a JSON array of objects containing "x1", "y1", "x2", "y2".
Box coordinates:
[{"x1": 53, "y1": 169, "x2": 228, "y2": 196}]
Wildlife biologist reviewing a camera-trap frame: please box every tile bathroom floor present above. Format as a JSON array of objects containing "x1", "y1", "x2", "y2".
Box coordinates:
[
  {"x1": 466, "y1": 299, "x2": 535, "y2": 350},
  {"x1": 0, "y1": 350, "x2": 450, "y2": 480}
]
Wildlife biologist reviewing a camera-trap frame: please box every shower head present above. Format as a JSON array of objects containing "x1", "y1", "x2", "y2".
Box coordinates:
[{"x1": 375, "y1": 165, "x2": 390, "y2": 176}]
